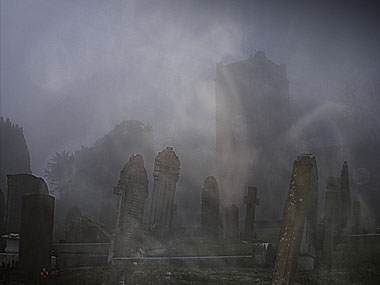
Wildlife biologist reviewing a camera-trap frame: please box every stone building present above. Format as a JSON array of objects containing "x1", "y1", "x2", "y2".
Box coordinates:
[
  {"x1": 149, "y1": 147, "x2": 180, "y2": 239},
  {"x1": 201, "y1": 176, "x2": 220, "y2": 239},
  {"x1": 215, "y1": 51, "x2": 293, "y2": 217},
  {"x1": 113, "y1": 154, "x2": 148, "y2": 257}
]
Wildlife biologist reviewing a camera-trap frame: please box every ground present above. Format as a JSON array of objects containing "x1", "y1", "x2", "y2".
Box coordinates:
[{"x1": 2, "y1": 265, "x2": 379, "y2": 284}]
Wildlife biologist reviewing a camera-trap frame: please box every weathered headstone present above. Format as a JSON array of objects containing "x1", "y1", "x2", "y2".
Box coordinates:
[
  {"x1": 0, "y1": 189, "x2": 5, "y2": 235},
  {"x1": 323, "y1": 161, "x2": 353, "y2": 267},
  {"x1": 149, "y1": 147, "x2": 180, "y2": 239},
  {"x1": 65, "y1": 206, "x2": 110, "y2": 243},
  {"x1": 322, "y1": 161, "x2": 352, "y2": 267},
  {"x1": 5, "y1": 174, "x2": 48, "y2": 234},
  {"x1": 98, "y1": 203, "x2": 117, "y2": 234},
  {"x1": 322, "y1": 177, "x2": 340, "y2": 267},
  {"x1": 65, "y1": 206, "x2": 83, "y2": 242},
  {"x1": 339, "y1": 161, "x2": 351, "y2": 233},
  {"x1": 113, "y1": 154, "x2": 148, "y2": 257},
  {"x1": 241, "y1": 186, "x2": 259, "y2": 241},
  {"x1": 18, "y1": 194, "x2": 54, "y2": 280},
  {"x1": 223, "y1": 204, "x2": 239, "y2": 241},
  {"x1": 351, "y1": 193, "x2": 376, "y2": 234},
  {"x1": 253, "y1": 242, "x2": 275, "y2": 267},
  {"x1": 298, "y1": 154, "x2": 318, "y2": 269},
  {"x1": 201, "y1": 176, "x2": 220, "y2": 239},
  {"x1": 272, "y1": 157, "x2": 314, "y2": 285}
]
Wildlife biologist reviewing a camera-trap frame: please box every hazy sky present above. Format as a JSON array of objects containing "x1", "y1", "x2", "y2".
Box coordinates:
[{"x1": 1, "y1": 0, "x2": 380, "y2": 175}]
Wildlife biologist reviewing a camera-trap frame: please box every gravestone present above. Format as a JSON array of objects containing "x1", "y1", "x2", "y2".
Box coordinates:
[
  {"x1": 113, "y1": 154, "x2": 148, "y2": 257},
  {"x1": 201, "y1": 176, "x2": 220, "y2": 239},
  {"x1": 298, "y1": 154, "x2": 318, "y2": 269},
  {"x1": 323, "y1": 161, "x2": 353, "y2": 266},
  {"x1": 98, "y1": 203, "x2": 117, "y2": 234},
  {"x1": 65, "y1": 206, "x2": 83, "y2": 242},
  {"x1": 18, "y1": 194, "x2": 55, "y2": 280},
  {"x1": 0, "y1": 189, "x2": 4, "y2": 235},
  {"x1": 149, "y1": 147, "x2": 180, "y2": 239},
  {"x1": 253, "y1": 242, "x2": 275, "y2": 267},
  {"x1": 272, "y1": 156, "x2": 314, "y2": 285},
  {"x1": 5, "y1": 174, "x2": 48, "y2": 234},
  {"x1": 241, "y1": 187, "x2": 259, "y2": 241},
  {"x1": 323, "y1": 161, "x2": 352, "y2": 267},
  {"x1": 65, "y1": 206, "x2": 110, "y2": 243},
  {"x1": 339, "y1": 161, "x2": 351, "y2": 233},
  {"x1": 223, "y1": 204, "x2": 239, "y2": 241}
]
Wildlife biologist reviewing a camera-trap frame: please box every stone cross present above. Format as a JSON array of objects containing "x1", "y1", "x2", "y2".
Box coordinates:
[
  {"x1": 242, "y1": 186, "x2": 259, "y2": 240},
  {"x1": 272, "y1": 156, "x2": 314, "y2": 285}
]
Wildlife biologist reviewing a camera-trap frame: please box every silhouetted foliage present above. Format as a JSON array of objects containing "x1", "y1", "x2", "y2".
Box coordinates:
[{"x1": 45, "y1": 120, "x2": 155, "y2": 214}]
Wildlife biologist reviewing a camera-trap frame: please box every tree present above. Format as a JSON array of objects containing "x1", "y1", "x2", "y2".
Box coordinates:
[{"x1": 45, "y1": 151, "x2": 75, "y2": 194}]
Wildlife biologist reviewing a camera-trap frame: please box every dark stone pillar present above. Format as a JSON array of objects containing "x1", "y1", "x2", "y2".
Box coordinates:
[{"x1": 19, "y1": 193, "x2": 55, "y2": 280}]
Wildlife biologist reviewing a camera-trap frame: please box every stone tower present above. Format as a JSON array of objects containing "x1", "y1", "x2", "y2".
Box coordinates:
[
  {"x1": 215, "y1": 51, "x2": 292, "y2": 216},
  {"x1": 149, "y1": 147, "x2": 180, "y2": 239}
]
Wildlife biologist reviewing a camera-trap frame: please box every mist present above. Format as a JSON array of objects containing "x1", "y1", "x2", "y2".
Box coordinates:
[{"x1": 2, "y1": 0, "x2": 380, "y2": 228}]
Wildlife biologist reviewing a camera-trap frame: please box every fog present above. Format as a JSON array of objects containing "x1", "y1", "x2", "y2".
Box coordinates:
[{"x1": 1, "y1": 0, "x2": 380, "y2": 223}]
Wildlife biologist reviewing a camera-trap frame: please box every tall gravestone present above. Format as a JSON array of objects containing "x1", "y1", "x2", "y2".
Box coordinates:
[
  {"x1": 298, "y1": 154, "x2": 318, "y2": 268},
  {"x1": 113, "y1": 154, "x2": 148, "y2": 257},
  {"x1": 339, "y1": 161, "x2": 351, "y2": 234},
  {"x1": 323, "y1": 176, "x2": 340, "y2": 267},
  {"x1": 223, "y1": 204, "x2": 239, "y2": 241},
  {"x1": 149, "y1": 147, "x2": 180, "y2": 239},
  {"x1": 241, "y1": 187, "x2": 259, "y2": 241},
  {"x1": 201, "y1": 176, "x2": 220, "y2": 239},
  {"x1": 0, "y1": 189, "x2": 4, "y2": 236},
  {"x1": 273, "y1": 156, "x2": 314, "y2": 285},
  {"x1": 65, "y1": 206, "x2": 82, "y2": 242},
  {"x1": 5, "y1": 174, "x2": 48, "y2": 234},
  {"x1": 323, "y1": 161, "x2": 352, "y2": 267},
  {"x1": 18, "y1": 193, "x2": 55, "y2": 280}
]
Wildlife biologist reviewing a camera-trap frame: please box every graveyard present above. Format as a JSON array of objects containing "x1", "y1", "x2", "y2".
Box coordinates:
[
  {"x1": 1, "y1": 141, "x2": 380, "y2": 283},
  {"x1": 1, "y1": 55, "x2": 380, "y2": 284},
  {"x1": 1, "y1": 2, "x2": 380, "y2": 284}
]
